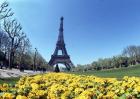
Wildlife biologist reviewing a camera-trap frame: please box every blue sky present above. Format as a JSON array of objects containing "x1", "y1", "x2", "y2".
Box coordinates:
[{"x1": 1, "y1": 0, "x2": 140, "y2": 65}]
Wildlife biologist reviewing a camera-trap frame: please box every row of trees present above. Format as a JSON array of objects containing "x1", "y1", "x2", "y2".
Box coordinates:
[
  {"x1": 74, "y1": 45, "x2": 140, "y2": 71},
  {"x1": 0, "y1": 1, "x2": 48, "y2": 71}
]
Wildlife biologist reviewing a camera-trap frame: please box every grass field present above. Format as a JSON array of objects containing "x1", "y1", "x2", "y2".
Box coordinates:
[
  {"x1": 0, "y1": 65, "x2": 140, "y2": 84},
  {"x1": 70, "y1": 64, "x2": 140, "y2": 79},
  {"x1": 0, "y1": 77, "x2": 20, "y2": 85}
]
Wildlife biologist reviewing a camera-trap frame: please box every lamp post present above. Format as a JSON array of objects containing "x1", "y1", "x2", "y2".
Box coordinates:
[{"x1": 33, "y1": 48, "x2": 37, "y2": 72}]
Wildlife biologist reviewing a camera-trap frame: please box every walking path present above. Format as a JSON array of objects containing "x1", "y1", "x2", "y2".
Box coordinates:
[{"x1": 0, "y1": 69, "x2": 45, "y2": 78}]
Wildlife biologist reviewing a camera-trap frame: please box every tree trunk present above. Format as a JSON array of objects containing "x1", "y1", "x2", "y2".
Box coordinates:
[
  {"x1": 9, "y1": 51, "x2": 14, "y2": 69},
  {"x1": 9, "y1": 38, "x2": 14, "y2": 69}
]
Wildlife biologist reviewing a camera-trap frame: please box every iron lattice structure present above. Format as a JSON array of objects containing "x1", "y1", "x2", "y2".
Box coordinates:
[{"x1": 48, "y1": 17, "x2": 74, "y2": 71}]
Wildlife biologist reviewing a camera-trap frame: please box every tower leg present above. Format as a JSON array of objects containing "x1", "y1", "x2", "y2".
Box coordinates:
[{"x1": 65, "y1": 63, "x2": 71, "y2": 71}]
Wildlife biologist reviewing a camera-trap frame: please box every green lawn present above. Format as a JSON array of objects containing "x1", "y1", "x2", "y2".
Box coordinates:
[
  {"x1": 0, "y1": 65, "x2": 140, "y2": 84},
  {"x1": 0, "y1": 77, "x2": 20, "y2": 85},
  {"x1": 70, "y1": 65, "x2": 140, "y2": 79}
]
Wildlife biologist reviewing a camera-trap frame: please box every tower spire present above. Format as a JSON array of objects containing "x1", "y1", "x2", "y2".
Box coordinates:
[{"x1": 57, "y1": 16, "x2": 64, "y2": 44}]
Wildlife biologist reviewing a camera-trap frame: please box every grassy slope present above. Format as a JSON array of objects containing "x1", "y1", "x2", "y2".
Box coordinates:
[{"x1": 71, "y1": 65, "x2": 140, "y2": 79}]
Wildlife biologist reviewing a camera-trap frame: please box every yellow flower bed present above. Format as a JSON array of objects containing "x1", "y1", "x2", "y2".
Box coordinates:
[{"x1": 0, "y1": 73, "x2": 140, "y2": 99}]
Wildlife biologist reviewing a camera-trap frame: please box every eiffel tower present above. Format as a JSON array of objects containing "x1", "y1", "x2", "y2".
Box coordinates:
[{"x1": 48, "y1": 17, "x2": 74, "y2": 71}]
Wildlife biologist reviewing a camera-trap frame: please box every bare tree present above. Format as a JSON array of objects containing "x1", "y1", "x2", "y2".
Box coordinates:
[
  {"x1": 122, "y1": 45, "x2": 140, "y2": 65},
  {"x1": 0, "y1": 1, "x2": 13, "y2": 20},
  {"x1": 0, "y1": 30, "x2": 10, "y2": 52},
  {"x1": 18, "y1": 38, "x2": 31, "y2": 70},
  {"x1": 3, "y1": 19, "x2": 26, "y2": 68}
]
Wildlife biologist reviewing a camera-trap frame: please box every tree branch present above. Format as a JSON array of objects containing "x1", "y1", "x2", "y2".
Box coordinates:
[{"x1": 0, "y1": 1, "x2": 14, "y2": 20}]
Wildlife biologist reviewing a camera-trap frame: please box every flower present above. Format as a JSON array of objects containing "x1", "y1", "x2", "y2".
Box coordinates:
[
  {"x1": 0, "y1": 73, "x2": 140, "y2": 98},
  {"x1": 16, "y1": 95, "x2": 28, "y2": 99}
]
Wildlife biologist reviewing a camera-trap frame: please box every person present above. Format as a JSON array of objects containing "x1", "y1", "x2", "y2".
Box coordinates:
[
  {"x1": 20, "y1": 64, "x2": 24, "y2": 72},
  {"x1": 54, "y1": 64, "x2": 60, "y2": 72},
  {"x1": 16, "y1": 64, "x2": 19, "y2": 69}
]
